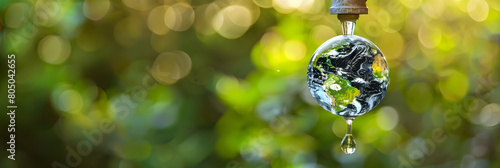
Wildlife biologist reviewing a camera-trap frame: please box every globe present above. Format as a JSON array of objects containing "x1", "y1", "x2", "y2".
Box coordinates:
[{"x1": 307, "y1": 35, "x2": 389, "y2": 117}]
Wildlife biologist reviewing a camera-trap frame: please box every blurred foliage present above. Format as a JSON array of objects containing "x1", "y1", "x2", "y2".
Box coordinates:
[{"x1": 1, "y1": 0, "x2": 500, "y2": 167}]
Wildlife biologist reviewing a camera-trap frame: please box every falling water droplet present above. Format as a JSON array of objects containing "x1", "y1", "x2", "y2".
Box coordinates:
[{"x1": 340, "y1": 117, "x2": 356, "y2": 154}]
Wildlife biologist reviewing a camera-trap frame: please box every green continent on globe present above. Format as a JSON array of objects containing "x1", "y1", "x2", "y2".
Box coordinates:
[{"x1": 323, "y1": 74, "x2": 360, "y2": 112}]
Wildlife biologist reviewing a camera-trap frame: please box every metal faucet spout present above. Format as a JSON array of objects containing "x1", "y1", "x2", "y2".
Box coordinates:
[{"x1": 330, "y1": 0, "x2": 368, "y2": 22}]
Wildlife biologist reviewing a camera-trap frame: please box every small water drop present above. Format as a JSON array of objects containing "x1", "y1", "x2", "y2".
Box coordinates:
[
  {"x1": 341, "y1": 134, "x2": 356, "y2": 154},
  {"x1": 340, "y1": 117, "x2": 357, "y2": 154}
]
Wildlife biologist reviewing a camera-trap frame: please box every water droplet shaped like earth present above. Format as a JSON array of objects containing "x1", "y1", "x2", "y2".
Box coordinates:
[{"x1": 307, "y1": 35, "x2": 389, "y2": 117}]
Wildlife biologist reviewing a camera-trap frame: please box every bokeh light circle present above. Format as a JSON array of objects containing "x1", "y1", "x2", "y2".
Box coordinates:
[
  {"x1": 83, "y1": 0, "x2": 110, "y2": 20},
  {"x1": 213, "y1": 5, "x2": 253, "y2": 39},
  {"x1": 478, "y1": 104, "x2": 500, "y2": 127},
  {"x1": 4, "y1": 3, "x2": 29, "y2": 28},
  {"x1": 38, "y1": 35, "x2": 71, "y2": 65},
  {"x1": 377, "y1": 106, "x2": 399, "y2": 130},
  {"x1": 152, "y1": 51, "x2": 192, "y2": 85},
  {"x1": 148, "y1": 5, "x2": 170, "y2": 35},
  {"x1": 467, "y1": 0, "x2": 489, "y2": 22},
  {"x1": 165, "y1": 3, "x2": 195, "y2": 32}
]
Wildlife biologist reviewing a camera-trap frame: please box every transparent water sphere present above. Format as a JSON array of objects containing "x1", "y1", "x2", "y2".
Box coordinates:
[{"x1": 307, "y1": 35, "x2": 389, "y2": 117}]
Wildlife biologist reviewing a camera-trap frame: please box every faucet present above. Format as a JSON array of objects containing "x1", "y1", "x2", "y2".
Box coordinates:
[{"x1": 330, "y1": 0, "x2": 368, "y2": 22}]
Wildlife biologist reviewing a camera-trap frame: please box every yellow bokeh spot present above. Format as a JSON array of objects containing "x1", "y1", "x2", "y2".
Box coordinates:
[
  {"x1": 438, "y1": 70, "x2": 469, "y2": 101},
  {"x1": 213, "y1": 5, "x2": 252, "y2": 39},
  {"x1": 52, "y1": 84, "x2": 84, "y2": 113},
  {"x1": 260, "y1": 30, "x2": 284, "y2": 55},
  {"x1": 377, "y1": 106, "x2": 399, "y2": 131},
  {"x1": 38, "y1": 35, "x2": 71, "y2": 65},
  {"x1": 193, "y1": 3, "x2": 219, "y2": 37},
  {"x1": 255, "y1": 28, "x2": 303, "y2": 72},
  {"x1": 298, "y1": 0, "x2": 324, "y2": 14},
  {"x1": 227, "y1": 6, "x2": 252, "y2": 27},
  {"x1": 215, "y1": 75, "x2": 258, "y2": 111},
  {"x1": 152, "y1": 51, "x2": 192, "y2": 85},
  {"x1": 83, "y1": 0, "x2": 110, "y2": 20},
  {"x1": 283, "y1": 40, "x2": 306, "y2": 61},
  {"x1": 422, "y1": 0, "x2": 445, "y2": 19},
  {"x1": 148, "y1": 6, "x2": 169, "y2": 35},
  {"x1": 273, "y1": 0, "x2": 303, "y2": 13},
  {"x1": 258, "y1": 29, "x2": 291, "y2": 71},
  {"x1": 216, "y1": 76, "x2": 240, "y2": 96},
  {"x1": 311, "y1": 25, "x2": 336, "y2": 44},
  {"x1": 405, "y1": 82, "x2": 433, "y2": 113},
  {"x1": 59, "y1": 90, "x2": 83, "y2": 112},
  {"x1": 4, "y1": 3, "x2": 29, "y2": 28},
  {"x1": 406, "y1": 42, "x2": 431, "y2": 70},
  {"x1": 165, "y1": 3, "x2": 195, "y2": 32},
  {"x1": 418, "y1": 24, "x2": 442, "y2": 48},
  {"x1": 468, "y1": 0, "x2": 489, "y2": 22}
]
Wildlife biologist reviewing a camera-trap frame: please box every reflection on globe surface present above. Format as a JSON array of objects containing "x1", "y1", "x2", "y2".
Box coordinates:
[{"x1": 307, "y1": 35, "x2": 389, "y2": 117}]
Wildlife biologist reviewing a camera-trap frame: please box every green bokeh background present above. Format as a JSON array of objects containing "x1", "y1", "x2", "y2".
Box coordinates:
[{"x1": 1, "y1": 0, "x2": 500, "y2": 167}]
